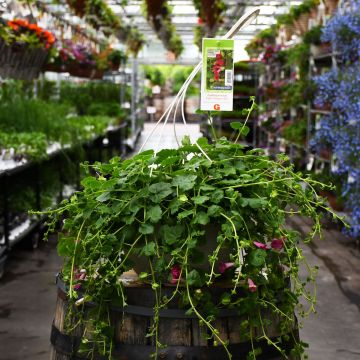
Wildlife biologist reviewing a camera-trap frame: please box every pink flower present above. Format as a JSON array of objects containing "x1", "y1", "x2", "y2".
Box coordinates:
[
  {"x1": 253, "y1": 241, "x2": 268, "y2": 250},
  {"x1": 219, "y1": 262, "x2": 235, "y2": 274},
  {"x1": 271, "y1": 238, "x2": 285, "y2": 251},
  {"x1": 171, "y1": 265, "x2": 181, "y2": 284},
  {"x1": 247, "y1": 278, "x2": 257, "y2": 292}
]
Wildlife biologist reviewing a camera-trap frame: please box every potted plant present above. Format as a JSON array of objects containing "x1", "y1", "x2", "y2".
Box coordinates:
[
  {"x1": 277, "y1": 14, "x2": 295, "y2": 42},
  {"x1": 45, "y1": 97, "x2": 341, "y2": 360},
  {"x1": 303, "y1": 25, "x2": 331, "y2": 56}
]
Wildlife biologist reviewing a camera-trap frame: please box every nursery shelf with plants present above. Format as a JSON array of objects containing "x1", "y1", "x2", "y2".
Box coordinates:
[
  {"x1": 246, "y1": 0, "x2": 360, "y2": 240},
  {"x1": 0, "y1": 79, "x2": 131, "y2": 277}
]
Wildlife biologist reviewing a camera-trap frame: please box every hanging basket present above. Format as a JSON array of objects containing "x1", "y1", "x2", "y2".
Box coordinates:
[
  {"x1": 68, "y1": 64, "x2": 103, "y2": 79},
  {"x1": 284, "y1": 24, "x2": 295, "y2": 41},
  {"x1": 66, "y1": 0, "x2": 86, "y2": 17},
  {"x1": 0, "y1": 38, "x2": 48, "y2": 80},
  {"x1": 297, "y1": 13, "x2": 310, "y2": 35}
]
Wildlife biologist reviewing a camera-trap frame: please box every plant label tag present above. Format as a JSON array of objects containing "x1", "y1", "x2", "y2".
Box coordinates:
[
  {"x1": 201, "y1": 38, "x2": 234, "y2": 111},
  {"x1": 306, "y1": 155, "x2": 315, "y2": 171}
]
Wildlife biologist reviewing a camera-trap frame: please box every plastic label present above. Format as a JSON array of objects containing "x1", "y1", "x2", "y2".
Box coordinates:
[{"x1": 201, "y1": 38, "x2": 234, "y2": 111}]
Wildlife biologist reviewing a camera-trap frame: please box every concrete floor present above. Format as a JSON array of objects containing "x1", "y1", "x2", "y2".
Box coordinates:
[{"x1": 1, "y1": 124, "x2": 360, "y2": 360}]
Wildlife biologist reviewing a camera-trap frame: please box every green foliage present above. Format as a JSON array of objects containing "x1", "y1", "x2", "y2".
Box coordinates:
[
  {"x1": 0, "y1": 131, "x2": 47, "y2": 161},
  {"x1": 285, "y1": 43, "x2": 310, "y2": 77},
  {"x1": 59, "y1": 81, "x2": 123, "y2": 115},
  {"x1": 276, "y1": 13, "x2": 294, "y2": 26},
  {"x1": 303, "y1": 25, "x2": 323, "y2": 45},
  {"x1": 282, "y1": 118, "x2": 307, "y2": 144},
  {"x1": 45, "y1": 102, "x2": 341, "y2": 358}
]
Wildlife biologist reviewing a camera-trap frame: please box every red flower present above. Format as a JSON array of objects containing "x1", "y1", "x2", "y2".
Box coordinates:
[
  {"x1": 171, "y1": 265, "x2": 181, "y2": 284},
  {"x1": 219, "y1": 262, "x2": 234, "y2": 274},
  {"x1": 247, "y1": 278, "x2": 257, "y2": 292},
  {"x1": 271, "y1": 238, "x2": 285, "y2": 251},
  {"x1": 213, "y1": 53, "x2": 225, "y2": 81}
]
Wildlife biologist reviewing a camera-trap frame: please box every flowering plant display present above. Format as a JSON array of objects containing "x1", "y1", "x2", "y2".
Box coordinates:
[
  {"x1": 312, "y1": 63, "x2": 360, "y2": 237},
  {"x1": 320, "y1": 0, "x2": 360, "y2": 62},
  {"x1": 45, "y1": 98, "x2": 340, "y2": 359},
  {"x1": 0, "y1": 18, "x2": 55, "y2": 49},
  {"x1": 312, "y1": 0, "x2": 360, "y2": 237}
]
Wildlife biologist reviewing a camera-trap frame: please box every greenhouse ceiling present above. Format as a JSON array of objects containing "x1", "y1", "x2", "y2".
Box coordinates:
[{"x1": 1, "y1": 0, "x2": 303, "y2": 63}]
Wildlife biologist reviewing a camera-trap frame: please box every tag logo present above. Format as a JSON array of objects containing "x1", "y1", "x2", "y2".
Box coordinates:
[{"x1": 214, "y1": 104, "x2": 220, "y2": 111}]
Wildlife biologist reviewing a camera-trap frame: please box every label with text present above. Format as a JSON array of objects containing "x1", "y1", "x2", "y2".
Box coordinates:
[{"x1": 200, "y1": 38, "x2": 234, "y2": 111}]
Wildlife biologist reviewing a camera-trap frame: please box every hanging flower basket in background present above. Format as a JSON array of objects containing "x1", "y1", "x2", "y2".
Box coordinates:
[{"x1": 0, "y1": 19, "x2": 55, "y2": 80}]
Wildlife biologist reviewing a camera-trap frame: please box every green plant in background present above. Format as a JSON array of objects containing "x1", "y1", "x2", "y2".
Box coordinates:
[
  {"x1": 282, "y1": 118, "x2": 307, "y2": 145},
  {"x1": 143, "y1": 66, "x2": 166, "y2": 87},
  {"x1": 142, "y1": 65, "x2": 200, "y2": 96},
  {"x1": 142, "y1": 0, "x2": 183, "y2": 58},
  {"x1": 276, "y1": 13, "x2": 294, "y2": 26},
  {"x1": 0, "y1": 99, "x2": 72, "y2": 141},
  {"x1": 303, "y1": 25, "x2": 323, "y2": 45},
  {"x1": 285, "y1": 43, "x2": 310, "y2": 78},
  {"x1": 44, "y1": 99, "x2": 343, "y2": 360},
  {"x1": 280, "y1": 80, "x2": 316, "y2": 112},
  {"x1": 59, "y1": 81, "x2": 125, "y2": 116},
  {"x1": 0, "y1": 131, "x2": 48, "y2": 161}
]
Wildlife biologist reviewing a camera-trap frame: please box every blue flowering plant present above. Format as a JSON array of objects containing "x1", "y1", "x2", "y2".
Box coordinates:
[{"x1": 312, "y1": 1, "x2": 360, "y2": 237}]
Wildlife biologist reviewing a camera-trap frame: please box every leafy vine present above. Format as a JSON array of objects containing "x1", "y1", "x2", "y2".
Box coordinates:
[{"x1": 43, "y1": 99, "x2": 342, "y2": 359}]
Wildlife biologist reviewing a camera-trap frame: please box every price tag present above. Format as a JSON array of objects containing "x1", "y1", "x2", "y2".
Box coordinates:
[
  {"x1": 201, "y1": 39, "x2": 234, "y2": 111},
  {"x1": 307, "y1": 155, "x2": 315, "y2": 171}
]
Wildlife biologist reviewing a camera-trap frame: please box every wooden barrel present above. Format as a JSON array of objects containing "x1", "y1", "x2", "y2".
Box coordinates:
[{"x1": 50, "y1": 279, "x2": 299, "y2": 360}]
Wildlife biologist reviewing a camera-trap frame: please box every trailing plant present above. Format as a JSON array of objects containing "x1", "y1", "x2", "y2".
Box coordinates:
[
  {"x1": 321, "y1": 0, "x2": 360, "y2": 62},
  {"x1": 142, "y1": 0, "x2": 183, "y2": 58},
  {"x1": 193, "y1": 0, "x2": 226, "y2": 49},
  {"x1": 125, "y1": 27, "x2": 146, "y2": 57},
  {"x1": 303, "y1": 25, "x2": 323, "y2": 45},
  {"x1": 0, "y1": 18, "x2": 55, "y2": 49},
  {"x1": 44, "y1": 98, "x2": 341, "y2": 360},
  {"x1": 245, "y1": 27, "x2": 276, "y2": 59},
  {"x1": 312, "y1": 59, "x2": 360, "y2": 237},
  {"x1": 281, "y1": 118, "x2": 307, "y2": 145},
  {"x1": 285, "y1": 43, "x2": 310, "y2": 78}
]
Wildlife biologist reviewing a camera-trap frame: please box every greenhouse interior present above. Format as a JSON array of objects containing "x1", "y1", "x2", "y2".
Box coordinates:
[{"x1": 0, "y1": 0, "x2": 359, "y2": 359}]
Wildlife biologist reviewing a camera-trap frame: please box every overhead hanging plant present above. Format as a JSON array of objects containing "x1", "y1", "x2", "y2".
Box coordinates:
[
  {"x1": 142, "y1": 0, "x2": 184, "y2": 58},
  {"x1": 193, "y1": 0, "x2": 226, "y2": 49},
  {"x1": 245, "y1": 27, "x2": 276, "y2": 60},
  {"x1": 0, "y1": 18, "x2": 55, "y2": 79},
  {"x1": 125, "y1": 27, "x2": 146, "y2": 58},
  {"x1": 43, "y1": 97, "x2": 343, "y2": 360}
]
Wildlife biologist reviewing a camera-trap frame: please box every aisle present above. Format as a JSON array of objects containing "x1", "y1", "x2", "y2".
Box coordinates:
[
  {"x1": 135, "y1": 122, "x2": 203, "y2": 152},
  {"x1": 0, "y1": 124, "x2": 359, "y2": 360},
  {"x1": 0, "y1": 237, "x2": 61, "y2": 360}
]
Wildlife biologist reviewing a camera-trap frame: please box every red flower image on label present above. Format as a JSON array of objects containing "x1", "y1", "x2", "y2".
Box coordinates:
[{"x1": 213, "y1": 53, "x2": 224, "y2": 81}]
